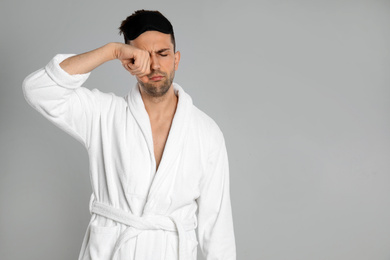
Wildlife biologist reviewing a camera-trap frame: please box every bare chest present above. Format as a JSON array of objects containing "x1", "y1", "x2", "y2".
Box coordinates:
[{"x1": 151, "y1": 120, "x2": 172, "y2": 171}]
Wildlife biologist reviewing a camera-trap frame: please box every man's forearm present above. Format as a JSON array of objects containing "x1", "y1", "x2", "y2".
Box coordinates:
[{"x1": 59, "y1": 42, "x2": 118, "y2": 75}]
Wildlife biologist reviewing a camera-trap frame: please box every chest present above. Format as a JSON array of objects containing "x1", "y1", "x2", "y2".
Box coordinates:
[{"x1": 150, "y1": 119, "x2": 173, "y2": 170}]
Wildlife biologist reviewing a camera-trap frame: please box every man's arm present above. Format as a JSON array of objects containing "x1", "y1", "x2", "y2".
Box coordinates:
[
  {"x1": 59, "y1": 43, "x2": 115, "y2": 75},
  {"x1": 59, "y1": 42, "x2": 151, "y2": 82},
  {"x1": 22, "y1": 42, "x2": 151, "y2": 148},
  {"x1": 196, "y1": 132, "x2": 236, "y2": 259}
]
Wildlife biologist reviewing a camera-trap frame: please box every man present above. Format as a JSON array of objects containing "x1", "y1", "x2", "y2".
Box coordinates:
[{"x1": 23, "y1": 10, "x2": 236, "y2": 260}]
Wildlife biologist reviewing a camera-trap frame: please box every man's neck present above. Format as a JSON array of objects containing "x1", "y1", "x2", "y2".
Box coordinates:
[{"x1": 139, "y1": 85, "x2": 178, "y2": 121}]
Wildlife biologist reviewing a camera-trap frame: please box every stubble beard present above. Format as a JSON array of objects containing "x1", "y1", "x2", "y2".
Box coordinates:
[{"x1": 138, "y1": 69, "x2": 175, "y2": 98}]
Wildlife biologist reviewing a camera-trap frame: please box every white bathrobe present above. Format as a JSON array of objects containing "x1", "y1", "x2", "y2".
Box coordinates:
[{"x1": 22, "y1": 54, "x2": 236, "y2": 260}]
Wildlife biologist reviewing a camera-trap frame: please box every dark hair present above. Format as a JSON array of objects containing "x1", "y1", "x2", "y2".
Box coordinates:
[{"x1": 118, "y1": 10, "x2": 176, "y2": 52}]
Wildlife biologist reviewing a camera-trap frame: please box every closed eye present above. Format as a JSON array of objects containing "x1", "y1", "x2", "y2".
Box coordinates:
[{"x1": 156, "y1": 48, "x2": 171, "y2": 57}]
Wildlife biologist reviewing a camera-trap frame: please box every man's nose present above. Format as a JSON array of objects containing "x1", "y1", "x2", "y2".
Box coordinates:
[{"x1": 150, "y1": 54, "x2": 160, "y2": 70}]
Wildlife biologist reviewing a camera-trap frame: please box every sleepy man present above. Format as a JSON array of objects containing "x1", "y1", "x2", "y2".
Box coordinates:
[{"x1": 22, "y1": 9, "x2": 236, "y2": 260}]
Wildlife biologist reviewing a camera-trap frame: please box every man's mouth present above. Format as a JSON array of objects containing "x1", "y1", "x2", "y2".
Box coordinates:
[{"x1": 149, "y1": 74, "x2": 164, "y2": 81}]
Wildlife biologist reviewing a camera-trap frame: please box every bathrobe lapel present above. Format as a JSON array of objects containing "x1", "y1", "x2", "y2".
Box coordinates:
[{"x1": 126, "y1": 82, "x2": 193, "y2": 215}]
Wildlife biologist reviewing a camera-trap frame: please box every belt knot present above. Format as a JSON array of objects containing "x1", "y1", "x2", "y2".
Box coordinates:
[{"x1": 90, "y1": 201, "x2": 196, "y2": 260}]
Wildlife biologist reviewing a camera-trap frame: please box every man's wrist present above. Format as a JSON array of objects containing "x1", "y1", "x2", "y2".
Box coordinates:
[{"x1": 107, "y1": 42, "x2": 123, "y2": 60}]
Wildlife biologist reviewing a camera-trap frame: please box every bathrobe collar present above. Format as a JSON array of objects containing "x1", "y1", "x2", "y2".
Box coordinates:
[{"x1": 126, "y1": 82, "x2": 193, "y2": 213}]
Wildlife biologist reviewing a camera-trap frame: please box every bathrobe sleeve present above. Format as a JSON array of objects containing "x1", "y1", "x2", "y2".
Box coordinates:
[
  {"x1": 196, "y1": 133, "x2": 236, "y2": 260},
  {"x1": 22, "y1": 54, "x2": 99, "y2": 148}
]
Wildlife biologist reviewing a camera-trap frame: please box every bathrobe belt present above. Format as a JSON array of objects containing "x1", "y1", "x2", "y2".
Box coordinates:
[{"x1": 91, "y1": 201, "x2": 196, "y2": 260}]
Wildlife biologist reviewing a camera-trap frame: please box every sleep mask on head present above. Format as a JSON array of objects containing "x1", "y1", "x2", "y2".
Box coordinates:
[{"x1": 122, "y1": 11, "x2": 173, "y2": 42}]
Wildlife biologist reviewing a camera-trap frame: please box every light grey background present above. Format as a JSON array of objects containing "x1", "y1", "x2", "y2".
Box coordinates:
[{"x1": 1, "y1": 0, "x2": 390, "y2": 259}]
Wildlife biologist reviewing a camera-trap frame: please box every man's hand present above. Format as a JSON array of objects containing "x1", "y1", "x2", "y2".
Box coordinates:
[{"x1": 114, "y1": 43, "x2": 151, "y2": 84}]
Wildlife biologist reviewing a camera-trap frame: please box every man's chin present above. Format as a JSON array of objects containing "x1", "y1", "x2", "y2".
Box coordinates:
[{"x1": 139, "y1": 82, "x2": 171, "y2": 98}]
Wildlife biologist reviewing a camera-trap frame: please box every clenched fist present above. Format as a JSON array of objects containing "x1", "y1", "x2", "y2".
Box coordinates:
[{"x1": 114, "y1": 43, "x2": 151, "y2": 83}]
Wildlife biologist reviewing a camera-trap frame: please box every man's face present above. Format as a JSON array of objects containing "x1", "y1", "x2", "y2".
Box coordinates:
[{"x1": 130, "y1": 30, "x2": 180, "y2": 98}]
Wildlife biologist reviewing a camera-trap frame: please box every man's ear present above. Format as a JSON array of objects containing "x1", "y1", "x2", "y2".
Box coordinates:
[{"x1": 174, "y1": 51, "x2": 181, "y2": 71}]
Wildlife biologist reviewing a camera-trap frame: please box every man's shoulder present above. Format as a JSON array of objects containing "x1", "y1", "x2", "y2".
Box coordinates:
[
  {"x1": 177, "y1": 83, "x2": 222, "y2": 136},
  {"x1": 190, "y1": 104, "x2": 225, "y2": 142}
]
